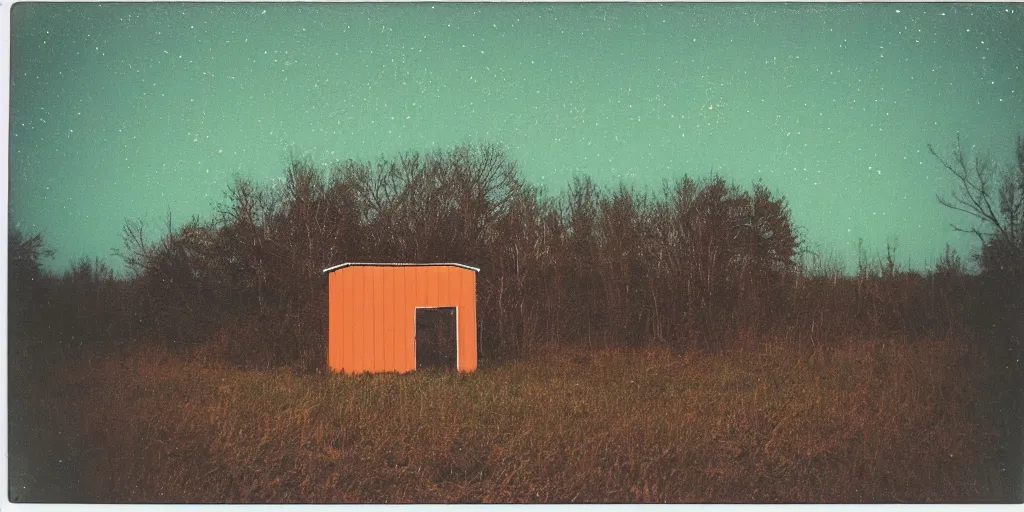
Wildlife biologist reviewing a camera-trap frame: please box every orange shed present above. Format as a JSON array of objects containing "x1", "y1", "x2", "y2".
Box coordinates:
[{"x1": 322, "y1": 262, "x2": 479, "y2": 374}]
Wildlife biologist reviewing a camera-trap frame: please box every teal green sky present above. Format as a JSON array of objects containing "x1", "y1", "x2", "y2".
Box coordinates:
[{"x1": 9, "y1": 2, "x2": 1024, "y2": 274}]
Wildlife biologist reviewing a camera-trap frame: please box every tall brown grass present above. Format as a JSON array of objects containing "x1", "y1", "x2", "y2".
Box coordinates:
[{"x1": 9, "y1": 336, "x2": 1011, "y2": 503}]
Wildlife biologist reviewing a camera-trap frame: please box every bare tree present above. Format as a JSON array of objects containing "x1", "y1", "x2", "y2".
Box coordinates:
[{"x1": 929, "y1": 135, "x2": 1024, "y2": 266}]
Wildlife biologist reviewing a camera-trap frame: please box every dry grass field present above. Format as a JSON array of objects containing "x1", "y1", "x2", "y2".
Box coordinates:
[{"x1": 8, "y1": 337, "x2": 1014, "y2": 503}]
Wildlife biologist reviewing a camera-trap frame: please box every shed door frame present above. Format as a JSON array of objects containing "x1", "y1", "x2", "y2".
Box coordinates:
[{"x1": 414, "y1": 305, "x2": 459, "y2": 370}]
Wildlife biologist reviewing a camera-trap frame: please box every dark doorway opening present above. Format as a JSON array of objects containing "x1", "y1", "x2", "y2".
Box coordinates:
[{"x1": 415, "y1": 307, "x2": 457, "y2": 370}]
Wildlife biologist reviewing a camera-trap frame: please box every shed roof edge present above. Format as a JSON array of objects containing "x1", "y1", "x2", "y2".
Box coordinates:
[{"x1": 322, "y1": 262, "x2": 481, "y2": 274}]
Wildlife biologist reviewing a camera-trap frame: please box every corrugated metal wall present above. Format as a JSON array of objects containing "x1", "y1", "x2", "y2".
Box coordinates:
[{"x1": 328, "y1": 265, "x2": 478, "y2": 374}]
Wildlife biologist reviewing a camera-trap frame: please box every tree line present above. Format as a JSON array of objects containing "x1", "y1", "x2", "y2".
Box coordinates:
[{"x1": 9, "y1": 138, "x2": 1022, "y2": 370}]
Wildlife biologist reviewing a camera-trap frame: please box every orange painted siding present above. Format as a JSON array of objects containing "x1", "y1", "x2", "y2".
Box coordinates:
[
  {"x1": 342, "y1": 269, "x2": 354, "y2": 372},
  {"x1": 328, "y1": 272, "x2": 338, "y2": 370},
  {"x1": 436, "y1": 266, "x2": 449, "y2": 305},
  {"x1": 333, "y1": 271, "x2": 342, "y2": 371},
  {"x1": 383, "y1": 268, "x2": 395, "y2": 371},
  {"x1": 401, "y1": 266, "x2": 416, "y2": 373},
  {"x1": 353, "y1": 268, "x2": 367, "y2": 373},
  {"x1": 394, "y1": 267, "x2": 408, "y2": 372},
  {"x1": 325, "y1": 264, "x2": 479, "y2": 374},
  {"x1": 371, "y1": 267, "x2": 383, "y2": 372},
  {"x1": 459, "y1": 271, "x2": 478, "y2": 372}
]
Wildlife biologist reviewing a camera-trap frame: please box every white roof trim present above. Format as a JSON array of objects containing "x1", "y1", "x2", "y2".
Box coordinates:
[{"x1": 322, "y1": 262, "x2": 481, "y2": 274}]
